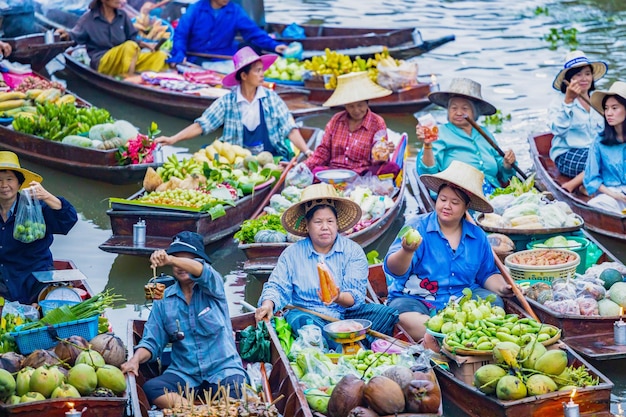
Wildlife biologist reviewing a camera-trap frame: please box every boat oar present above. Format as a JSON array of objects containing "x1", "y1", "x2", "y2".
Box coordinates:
[
  {"x1": 462, "y1": 114, "x2": 529, "y2": 181},
  {"x1": 250, "y1": 155, "x2": 299, "y2": 219},
  {"x1": 188, "y1": 51, "x2": 234, "y2": 61},
  {"x1": 563, "y1": 80, "x2": 603, "y2": 114}
]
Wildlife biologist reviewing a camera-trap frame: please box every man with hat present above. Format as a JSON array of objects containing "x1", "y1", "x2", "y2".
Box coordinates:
[
  {"x1": 416, "y1": 78, "x2": 517, "y2": 194},
  {"x1": 122, "y1": 231, "x2": 246, "y2": 408},
  {"x1": 156, "y1": 45, "x2": 312, "y2": 161},
  {"x1": 0, "y1": 151, "x2": 78, "y2": 305},
  {"x1": 550, "y1": 50, "x2": 608, "y2": 193},
  {"x1": 384, "y1": 161, "x2": 513, "y2": 342},
  {"x1": 304, "y1": 71, "x2": 400, "y2": 177},
  {"x1": 255, "y1": 183, "x2": 399, "y2": 349}
]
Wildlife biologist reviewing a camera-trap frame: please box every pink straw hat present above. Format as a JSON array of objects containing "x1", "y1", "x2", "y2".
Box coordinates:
[{"x1": 222, "y1": 46, "x2": 278, "y2": 88}]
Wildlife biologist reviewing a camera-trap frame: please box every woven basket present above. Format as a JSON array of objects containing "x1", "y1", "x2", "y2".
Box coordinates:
[{"x1": 504, "y1": 249, "x2": 580, "y2": 282}]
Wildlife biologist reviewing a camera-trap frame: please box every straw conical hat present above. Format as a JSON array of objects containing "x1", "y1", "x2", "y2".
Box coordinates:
[
  {"x1": 323, "y1": 72, "x2": 392, "y2": 107},
  {"x1": 428, "y1": 78, "x2": 496, "y2": 116},
  {"x1": 590, "y1": 81, "x2": 626, "y2": 115}
]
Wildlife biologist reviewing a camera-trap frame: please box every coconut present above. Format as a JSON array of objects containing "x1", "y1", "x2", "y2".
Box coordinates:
[
  {"x1": 0, "y1": 368, "x2": 16, "y2": 401},
  {"x1": 22, "y1": 350, "x2": 61, "y2": 369},
  {"x1": 15, "y1": 367, "x2": 35, "y2": 396},
  {"x1": 20, "y1": 392, "x2": 45, "y2": 403},
  {"x1": 347, "y1": 406, "x2": 379, "y2": 417},
  {"x1": 96, "y1": 365, "x2": 127, "y2": 395},
  {"x1": 68, "y1": 364, "x2": 97, "y2": 396},
  {"x1": 54, "y1": 335, "x2": 89, "y2": 366},
  {"x1": 89, "y1": 333, "x2": 127, "y2": 367},
  {"x1": 327, "y1": 374, "x2": 365, "y2": 417},
  {"x1": 0, "y1": 352, "x2": 24, "y2": 373},
  {"x1": 7, "y1": 395, "x2": 21, "y2": 405},
  {"x1": 51, "y1": 383, "x2": 81, "y2": 398},
  {"x1": 75, "y1": 349, "x2": 106, "y2": 368},
  {"x1": 381, "y1": 365, "x2": 414, "y2": 390},
  {"x1": 363, "y1": 376, "x2": 405, "y2": 416},
  {"x1": 29, "y1": 366, "x2": 63, "y2": 398}
]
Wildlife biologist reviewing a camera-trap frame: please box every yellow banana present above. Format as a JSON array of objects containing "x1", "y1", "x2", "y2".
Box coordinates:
[{"x1": 0, "y1": 92, "x2": 27, "y2": 102}]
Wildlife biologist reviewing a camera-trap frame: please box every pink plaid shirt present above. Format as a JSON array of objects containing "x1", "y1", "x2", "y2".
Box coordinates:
[{"x1": 305, "y1": 109, "x2": 387, "y2": 174}]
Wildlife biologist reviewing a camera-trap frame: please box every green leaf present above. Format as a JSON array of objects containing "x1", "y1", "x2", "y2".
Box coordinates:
[{"x1": 366, "y1": 250, "x2": 382, "y2": 265}]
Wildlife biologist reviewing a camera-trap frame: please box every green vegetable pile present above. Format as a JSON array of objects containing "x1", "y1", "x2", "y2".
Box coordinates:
[
  {"x1": 491, "y1": 174, "x2": 536, "y2": 197},
  {"x1": 234, "y1": 214, "x2": 286, "y2": 244}
]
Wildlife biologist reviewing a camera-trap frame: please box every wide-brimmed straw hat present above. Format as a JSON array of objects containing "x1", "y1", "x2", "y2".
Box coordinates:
[
  {"x1": 590, "y1": 81, "x2": 626, "y2": 115},
  {"x1": 222, "y1": 46, "x2": 278, "y2": 88},
  {"x1": 0, "y1": 151, "x2": 42, "y2": 189},
  {"x1": 322, "y1": 72, "x2": 392, "y2": 107},
  {"x1": 420, "y1": 161, "x2": 494, "y2": 213},
  {"x1": 552, "y1": 50, "x2": 607, "y2": 91},
  {"x1": 166, "y1": 231, "x2": 212, "y2": 263},
  {"x1": 281, "y1": 183, "x2": 362, "y2": 236},
  {"x1": 428, "y1": 78, "x2": 496, "y2": 116}
]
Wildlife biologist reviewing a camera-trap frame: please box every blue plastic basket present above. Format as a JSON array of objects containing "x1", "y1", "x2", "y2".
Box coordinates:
[
  {"x1": 9, "y1": 315, "x2": 99, "y2": 355},
  {"x1": 38, "y1": 299, "x2": 80, "y2": 315}
]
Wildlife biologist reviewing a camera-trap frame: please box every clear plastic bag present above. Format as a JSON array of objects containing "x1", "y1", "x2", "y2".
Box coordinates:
[
  {"x1": 576, "y1": 297, "x2": 599, "y2": 316},
  {"x1": 285, "y1": 162, "x2": 313, "y2": 188},
  {"x1": 2, "y1": 301, "x2": 40, "y2": 321},
  {"x1": 13, "y1": 188, "x2": 46, "y2": 244},
  {"x1": 289, "y1": 324, "x2": 327, "y2": 358},
  {"x1": 377, "y1": 61, "x2": 418, "y2": 91},
  {"x1": 544, "y1": 299, "x2": 580, "y2": 315}
]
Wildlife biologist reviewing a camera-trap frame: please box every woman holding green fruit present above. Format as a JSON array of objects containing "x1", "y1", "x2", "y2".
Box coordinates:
[
  {"x1": 384, "y1": 161, "x2": 513, "y2": 342},
  {"x1": 0, "y1": 152, "x2": 78, "y2": 305}
]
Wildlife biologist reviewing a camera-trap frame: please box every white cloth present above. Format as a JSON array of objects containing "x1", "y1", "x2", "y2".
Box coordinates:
[
  {"x1": 236, "y1": 86, "x2": 266, "y2": 131},
  {"x1": 587, "y1": 186, "x2": 626, "y2": 214}
]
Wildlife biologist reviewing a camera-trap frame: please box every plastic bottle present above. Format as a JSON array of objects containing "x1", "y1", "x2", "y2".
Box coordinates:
[{"x1": 371, "y1": 196, "x2": 386, "y2": 221}]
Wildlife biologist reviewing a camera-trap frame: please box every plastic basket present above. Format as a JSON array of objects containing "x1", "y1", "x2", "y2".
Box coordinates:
[
  {"x1": 526, "y1": 236, "x2": 589, "y2": 274},
  {"x1": 504, "y1": 249, "x2": 580, "y2": 282},
  {"x1": 9, "y1": 315, "x2": 99, "y2": 355},
  {"x1": 38, "y1": 299, "x2": 80, "y2": 315}
]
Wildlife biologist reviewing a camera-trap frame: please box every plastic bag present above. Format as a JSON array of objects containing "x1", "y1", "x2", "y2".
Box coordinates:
[
  {"x1": 13, "y1": 188, "x2": 46, "y2": 243},
  {"x1": 544, "y1": 299, "x2": 580, "y2": 315},
  {"x1": 239, "y1": 320, "x2": 270, "y2": 363},
  {"x1": 371, "y1": 130, "x2": 395, "y2": 162},
  {"x1": 576, "y1": 298, "x2": 599, "y2": 316},
  {"x1": 281, "y1": 23, "x2": 306, "y2": 39},
  {"x1": 574, "y1": 280, "x2": 606, "y2": 301},
  {"x1": 376, "y1": 61, "x2": 418, "y2": 91},
  {"x1": 2, "y1": 301, "x2": 40, "y2": 321},
  {"x1": 551, "y1": 279, "x2": 577, "y2": 301},
  {"x1": 285, "y1": 162, "x2": 313, "y2": 188},
  {"x1": 289, "y1": 324, "x2": 327, "y2": 358}
]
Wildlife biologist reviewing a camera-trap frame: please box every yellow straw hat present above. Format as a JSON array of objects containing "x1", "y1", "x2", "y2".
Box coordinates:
[
  {"x1": 281, "y1": 183, "x2": 362, "y2": 236},
  {"x1": 0, "y1": 151, "x2": 42, "y2": 189},
  {"x1": 322, "y1": 72, "x2": 392, "y2": 108},
  {"x1": 420, "y1": 161, "x2": 493, "y2": 213},
  {"x1": 590, "y1": 81, "x2": 626, "y2": 115}
]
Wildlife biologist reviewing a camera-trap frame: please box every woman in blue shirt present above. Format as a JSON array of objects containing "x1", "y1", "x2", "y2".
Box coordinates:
[
  {"x1": 549, "y1": 50, "x2": 607, "y2": 193},
  {"x1": 416, "y1": 78, "x2": 516, "y2": 194},
  {"x1": 384, "y1": 161, "x2": 513, "y2": 342},
  {"x1": 583, "y1": 81, "x2": 626, "y2": 213},
  {"x1": 0, "y1": 152, "x2": 78, "y2": 304}
]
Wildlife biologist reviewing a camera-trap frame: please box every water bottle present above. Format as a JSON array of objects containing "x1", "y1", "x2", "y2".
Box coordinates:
[{"x1": 371, "y1": 196, "x2": 386, "y2": 221}]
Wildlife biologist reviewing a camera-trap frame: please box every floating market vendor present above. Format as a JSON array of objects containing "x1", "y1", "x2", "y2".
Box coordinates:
[
  {"x1": 167, "y1": 0, "x2": 287, "y2": 66},
  {"x1": 550, "y1": 50, "x2": 607, "y2": 193},
  {"x1": 303, "y1": 71, "x2": 401, "y2": 178},
  {"x1": 57, "y1": 0, "x2": 167, "y2": 76},
  {"x1": 155, "y1": 46, "x2": 312, "y2": 161},
  {"x1": 0, "y1": 151, "x2": 78, "y2": 305},
  {"x1": 0, "y1": 41, "x2": 12, "y2": 58},
  {"x1": 121, "y1": 231, "x2": 246, "y2": 408},
  {"x1": 416, "y1": 78, "x2": 516, "y2": 195},
  {"x1": 255, "y1": 183, "x2": 399, "y2": 350},
  {"x1": 384, "y1": 161, "x2": 513, "y2": 342}
]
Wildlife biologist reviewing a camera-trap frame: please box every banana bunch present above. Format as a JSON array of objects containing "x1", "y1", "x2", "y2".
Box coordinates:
[
  {"x1": 0, "y1": 91, "x2": 27, "y2": 112},
  {"x1": 157, "y1": 155, "x2": 202, "y2": 181},
  {"x1": 134, "y1": 13, "x2": 170, "y2": 40},
  {"x1": 193, "y1": 140, "x2": 252, "y2": 166},
  {"x1": 34, "y1": 88, "x2": 63, "y2": 104}
]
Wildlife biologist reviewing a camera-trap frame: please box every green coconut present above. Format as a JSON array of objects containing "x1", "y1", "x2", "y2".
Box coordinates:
[
  {"x1": 68, "y1": 364, "x2": 98, "y2": 396},
  {"x1": 96, "y1": 365, "x2": 127, "y2": 395}
]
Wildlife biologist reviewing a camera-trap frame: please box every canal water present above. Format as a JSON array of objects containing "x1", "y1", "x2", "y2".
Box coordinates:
[{"x1": 33, "y1": 0, "x2": 626, "y2": 414}]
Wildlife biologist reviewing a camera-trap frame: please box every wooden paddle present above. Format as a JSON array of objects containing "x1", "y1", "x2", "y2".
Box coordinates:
[
  {"x1": 250, "y1": 154, "x2": 299, "y2": 219},
  {"x1": 188, "y1": 51, "x2": 234, "y2": 61},
  {"x1": 563, "y1": 80, "x2": 603, "y2": 114},
  {"x1": 462, "y1": 114, "x2": 528, "y2": 181}
]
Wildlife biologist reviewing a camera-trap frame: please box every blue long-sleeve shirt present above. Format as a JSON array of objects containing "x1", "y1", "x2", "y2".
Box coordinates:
[
  {"x1": 135, "y1": 260, "x2": 245, "y2": 388},
  {"x1": 583, "y1": 134, "x2": 626, "y2": 195},
  {"x1": 168, "y1": 1, "x2": 281, "y2": 64},
  {"x1": 417, "y1": 122, "x2": 515, "y2": 188},
  {"x1": 259, "y1": 235, "x2": 368, "y2": 319},
  {"x1": 548, "y1": 96, "x2": 603, "y2": 162},
  {"x1": 0, "y1": 194, "x2": 77, "y2": 304},
  {"x1": 384, "y1": 212, "x2": 499, "y2": 311}
]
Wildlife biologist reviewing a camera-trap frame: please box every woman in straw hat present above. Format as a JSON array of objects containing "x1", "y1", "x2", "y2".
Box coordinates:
[
  {"x1": 583, "y1": 81, "x2": 626, "y2": 213},
  {"x1": 384, "y1": 161, "x2": 513, "y2": 342},
  {"x1": 156, "y1": 45, "x2": 312, "y2": 161},
  {"x1": 417, "y1": 78, "x2": 517, "y2": 194},
  {"x1": 0, "y1": 152, "x2": 78, "y2": 304},
  {"x1": 550, "y1": 50, "x2": 607, "y2": 193},
  {"x1": 303, "y1": 72, "x2": 401, "y2": 177},
  {"x1": 255, "y1": 183, "x2": 399, "y2": 349}
]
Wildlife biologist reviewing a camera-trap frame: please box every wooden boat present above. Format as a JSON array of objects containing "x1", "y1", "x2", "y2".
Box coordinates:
[
  {"x1": 62, "y1": 48, "x2": 327, "y2": 121},
  {"x1": 240, "y1": 133, "x2": 408, "y2": 278},
  {"x1": 3, "y1": 33, "x2": 75, "y2": 73},
  {"x1": 0, "y1": 74, "x2": 160, "y2": 185},
  {"x1": 529, "y1": 132, "x2": 626, "y2": 241},
  {"x1": 99, "y1": 128, "x2": 321, "y2": 256},
  {"x1": 366, "y1": 264, "x2": 615, "y2": 417},
  {"x1": 267, "y1": 23, "x2": 455, "y2": 60}
]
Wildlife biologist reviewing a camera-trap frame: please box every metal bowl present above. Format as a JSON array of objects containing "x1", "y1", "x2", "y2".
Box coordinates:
[
  {"x1": 315, "y1": 169, "x2": 358, "y2": 185},
  {"x1": 323, "y1": 319, "x2": 371, "y2": 340}
]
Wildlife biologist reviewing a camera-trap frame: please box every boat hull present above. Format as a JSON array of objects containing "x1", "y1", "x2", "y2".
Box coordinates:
[{"x1": 4, "y1": 33, "x2": 74, "y2": 72}]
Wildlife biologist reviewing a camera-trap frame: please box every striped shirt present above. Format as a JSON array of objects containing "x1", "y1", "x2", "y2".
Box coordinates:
[
  {"x1": 259, "y1": 235, "x2": 368, "y2": 319},
  {"x1": 135, "y1": 260, "x2": 245, "y2": 387},
  {"x1": 194, "y1": 87, "x2": 297, "y2": 159}
]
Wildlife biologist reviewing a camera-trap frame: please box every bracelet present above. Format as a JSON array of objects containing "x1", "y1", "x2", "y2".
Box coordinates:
[{"x1": 423, "y1": 143, "x2": 432, "y2": 149}]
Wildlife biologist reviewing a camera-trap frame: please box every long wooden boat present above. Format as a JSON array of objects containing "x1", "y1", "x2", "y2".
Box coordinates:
[
  {"x1": 62, "y1": 48, "x2": 327, "y2": 121},
  {"x1": 99, "y1": 128, "x2": 321, "y2": 256},
  {"x1": 3, "y1": 33, "x2": 75, "y2": 73},
  {"x1": 267, "y1": 23, "x2": 455, "y2": 60},
  {"x1": 529, "y1": 132, "x2": 626, "y2": 241},
  {"x1": 240, "y1": 133, "x2": 408, "y2": 278},
  {"x1": 366, "y1": 264, "x2": 615, "y2": 417}
]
